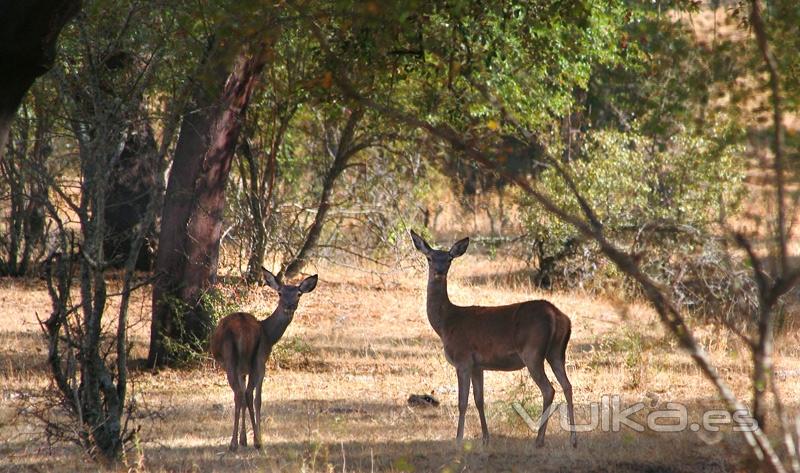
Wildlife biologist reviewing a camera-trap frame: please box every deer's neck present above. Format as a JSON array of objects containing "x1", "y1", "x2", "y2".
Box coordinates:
[
  {"x1": 261, "y1": 305, "x2": 294, "y2": 347},
  {"x1": 426, "y1": 275, "x2": 453, "y2": 336}
]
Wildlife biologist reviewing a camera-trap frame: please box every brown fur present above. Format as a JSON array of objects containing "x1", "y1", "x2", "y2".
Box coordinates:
[
  {"x1": 209, "y1": 270, "x2": 317, "y2": 451},
  {"x1": 410, "y1": 230, "x2": 576, "y2": 447},
  {"x1": 210, "y1": 312, "x2": 272, "y2": 451},
  {"x1": 210, "y1": 313, "x2": 268, "y2": 381},
  {"x1": 443, "y1": 301, "x2": 571, "y2": 372},
  {"x1": 441, "y1": 300, "x2": 575, "y2": 448}
]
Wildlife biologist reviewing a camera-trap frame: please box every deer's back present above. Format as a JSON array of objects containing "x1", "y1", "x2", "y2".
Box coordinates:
[
  {"x1": 442, "y1": 300, "x2": 565, "y2": 370},
  {"x1": 210, "y1": 312, "x2": 263, "y2": 369}
]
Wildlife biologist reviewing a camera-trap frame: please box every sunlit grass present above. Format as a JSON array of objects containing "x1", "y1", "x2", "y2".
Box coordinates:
[{"x1": 1, "y1": 252, "x2": 797, "y2": 472}]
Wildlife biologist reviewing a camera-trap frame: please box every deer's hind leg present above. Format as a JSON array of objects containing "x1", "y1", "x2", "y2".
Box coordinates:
[
  {"x1": 522, "y1": 348, "x2": 555, "y2": 447},
  {"x1": 243, "y1": 375, "x2": 257, "y2": 448},
  {"x1": 224, "y1": 355, "x2": 245, "y2": 451},
  {"x1": 254, "y1": 359, "x2": 267, "y2": 448},
  {"x1": 247, "y1": 361, "x2": 265, "y2": 449},
  {"x1": 548, "y1": 347, "x2": 576, "y2": 447},
  {"x1": 239, "y1": 374, "x2": 248, "y2": 446}
]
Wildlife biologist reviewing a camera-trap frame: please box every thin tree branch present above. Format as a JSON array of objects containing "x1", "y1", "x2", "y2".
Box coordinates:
[{"x1": 299, "y1": 10, "x2": 787, "y2": 471}]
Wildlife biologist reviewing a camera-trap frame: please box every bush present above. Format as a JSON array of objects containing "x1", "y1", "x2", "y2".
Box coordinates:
[
  {"x1": 160, "y1": 287, "x2": 244, "y2": 367},
  {"x1": 648, "y1": 237, "x2": 759, "y2": 327},
  {"x1": 522, "y1": 121, "x2": 747, "y2": 300}
]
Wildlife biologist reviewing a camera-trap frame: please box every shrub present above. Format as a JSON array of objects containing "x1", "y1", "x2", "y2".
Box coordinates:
[
  {"x1": 522, "y1": 121, "x2": 747, "y2": 306},
  {"x1": 160, "y1": 287, "x2": 244, "y2": 367}
]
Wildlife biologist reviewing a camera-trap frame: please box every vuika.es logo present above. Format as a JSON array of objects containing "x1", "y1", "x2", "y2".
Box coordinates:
[{"x1": 513, "y1": 394, "x2": 757, "y2": 438}]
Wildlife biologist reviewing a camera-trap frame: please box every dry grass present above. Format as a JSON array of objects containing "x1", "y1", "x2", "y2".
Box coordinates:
[
  {"x1": 4, "y1": 6, "x2": 800, "y2": 472},
  {"x1": 1, "y1": 254, "x2": 799, "y2": 472}
]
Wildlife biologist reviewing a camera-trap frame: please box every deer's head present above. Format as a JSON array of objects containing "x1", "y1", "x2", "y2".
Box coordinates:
[
  {"x1": 262, "y1": 268, "x2": 318, "y2": 314},
  {"x1": 410, "y1": 230, "x2": 469, "y2": 280}
]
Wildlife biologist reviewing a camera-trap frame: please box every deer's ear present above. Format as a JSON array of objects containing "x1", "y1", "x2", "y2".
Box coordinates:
[
  {"x1": 299, "y1": 274, "x2": 318, "y2": 293},
  {"x1": 449, "y1": 237, "x2": 470, "y2": 258},
  {"x1": 410, "y1": 230, "x2": 433, "y2": 255},
  {"x1": 262, "y1": 267, "x2": 281, "y2": 291}
]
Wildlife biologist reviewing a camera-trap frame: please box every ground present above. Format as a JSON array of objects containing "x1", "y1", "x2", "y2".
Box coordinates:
[{"x1": 1, "y1": 255, "x2": 799, "y2": 472}]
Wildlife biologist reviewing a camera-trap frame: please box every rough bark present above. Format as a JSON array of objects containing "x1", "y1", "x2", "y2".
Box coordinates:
[
  {"x1": 0, "y1": 0, "x2": 80, "y2": 159},
  {"x1": 147, "y1": 43, "x2": 268, "y2": 367}
]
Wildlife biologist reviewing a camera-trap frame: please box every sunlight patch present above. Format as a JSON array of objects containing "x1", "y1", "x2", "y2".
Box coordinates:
[{"x1": 165, "y1": 436, "x2": 220, "y2": 448}]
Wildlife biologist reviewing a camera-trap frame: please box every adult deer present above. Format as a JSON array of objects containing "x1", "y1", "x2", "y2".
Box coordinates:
[
  {"x1": 210, "y1": 269, "x2": 317, "y2": 451},
  {"x1": 410, "y1": 230, "x2": 576, "y2": 448}
]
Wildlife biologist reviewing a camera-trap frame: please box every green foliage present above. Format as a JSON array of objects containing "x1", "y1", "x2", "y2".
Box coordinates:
[
  {"x1": 589, "y1": 328, "x2": 647, "y2": 389},
  {"x1": 376, "y1": 0, "x2": 628, "y2": 133},
  {"x1": 522, "y1": 120, "x2": 746, "y2": 288},
  {"x1": 201, "y1": 288, "x2": 242, "y2": 325},
  {"x1": 160, "y1": 289, "x2": 243, "y2": 366},
  {"x1": 500, "y1": 373, "x2": 543, "y2": 432},
  {"x1": 588, "y1": 2, "x2": 721, "y2": 136},
  {"x1": 159, "y1": 300, "x2": 208, "y2": 367}
]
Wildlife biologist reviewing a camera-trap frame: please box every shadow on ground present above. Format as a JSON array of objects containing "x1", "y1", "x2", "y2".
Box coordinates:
[
  {"x1": 0, "y1": 436, "x2": 734, "y2": 473},
  {"x1": 153, "y1": 397, "x2": 736, "y2": 472},
  {"x1": 156, "y1": 435, "x2": 733, "y2": 472}
]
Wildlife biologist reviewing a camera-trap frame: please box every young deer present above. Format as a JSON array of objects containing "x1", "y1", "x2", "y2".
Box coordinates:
[
  {"x1": 410, "y1": 230, "x2": 576, "y2": 448},
  {"x1": 210, "y1": 269, "x2": 317, "y2": 451}
]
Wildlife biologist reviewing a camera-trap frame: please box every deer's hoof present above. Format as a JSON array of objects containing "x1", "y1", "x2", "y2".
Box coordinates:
[{"x1": 229, "y1": 443, "x2": 238, "y2": 452}]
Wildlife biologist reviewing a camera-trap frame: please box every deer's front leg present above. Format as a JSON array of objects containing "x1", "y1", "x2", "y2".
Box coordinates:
[
  {"x1": 455, "y1": 366, "x2": 471, "y2": 444},
  {"x1": 471, "y1": 367, "x2": 489, "y2": 444},
  {"x1": 253, "y1": 362, "x2": 266, "y2": 449}
]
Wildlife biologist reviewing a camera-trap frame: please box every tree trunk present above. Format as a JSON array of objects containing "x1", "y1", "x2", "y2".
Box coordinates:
[
  {"x1": 280, "y1": 155, "x2": 346, "y2": 280},
  {"x1": 0, "y1": 0, "x2": 80, "y2": 159},
  {"x1": 147, "y1": 43, "x2": 268, "y2": 367}
]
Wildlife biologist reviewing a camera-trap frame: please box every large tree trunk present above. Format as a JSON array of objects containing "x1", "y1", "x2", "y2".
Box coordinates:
[
  {"x1": 147, "y1": 44, "x2": 268, "y2": 367},
  {"x1": 0, "y1": 0, "x2": 80, "y2": 159}
]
